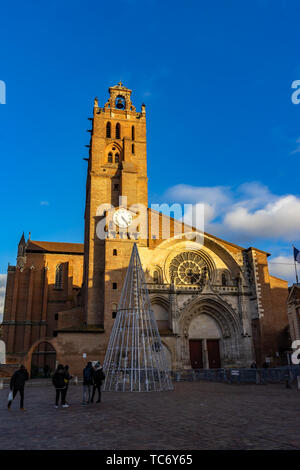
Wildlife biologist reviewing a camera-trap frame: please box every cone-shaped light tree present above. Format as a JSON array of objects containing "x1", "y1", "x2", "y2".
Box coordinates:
[{"x1": 102, "y1": 243, "x2": 174, "y2": 392}]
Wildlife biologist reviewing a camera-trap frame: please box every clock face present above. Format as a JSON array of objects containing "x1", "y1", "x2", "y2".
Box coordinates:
[{"x1": 113, "y1": 209, "x2": 133, "y2": 228}]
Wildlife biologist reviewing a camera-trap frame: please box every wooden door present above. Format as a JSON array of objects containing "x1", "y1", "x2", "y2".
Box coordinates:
[
  {"x1": 189, "y1": 340, "x2": 203, "y2": 369},
  {"x1": 207, "y1": 339, "x2": 221, "y2": 368}
]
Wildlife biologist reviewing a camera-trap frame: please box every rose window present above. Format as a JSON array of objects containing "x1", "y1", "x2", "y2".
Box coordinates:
[
  {"x1": 178, "y1": 260, "x2": 201, "y2": 284},
  {"x1": 169, "y1": 252, "x2": 208, "y2": 285}
]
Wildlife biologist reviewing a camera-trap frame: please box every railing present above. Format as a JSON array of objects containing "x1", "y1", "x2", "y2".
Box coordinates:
[{"x1": 171, "y1": 366, "x2": 300, "y2": 384}]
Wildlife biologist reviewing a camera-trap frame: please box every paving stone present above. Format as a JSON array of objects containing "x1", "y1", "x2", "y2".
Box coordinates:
[{"x1": 0, "y1": 381, "x2": 299, "y2": 450}]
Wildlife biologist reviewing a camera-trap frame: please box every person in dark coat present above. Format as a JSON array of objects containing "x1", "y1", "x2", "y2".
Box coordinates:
[
  {"x1": 82, "y1": 361, "x2": 94, "y2": 405},
  {"x1": 8, "y1": 364, "x2": 29, "y2": 411},
  {"x1": 64, "y1": 365, "x2": 73, "y2": 404},
  {"x1": 91, "y1": 362, "x2": 105, "y2": 403},
  {"x1": 52, "y1": 364, "x2": 69, "y2": 408}
]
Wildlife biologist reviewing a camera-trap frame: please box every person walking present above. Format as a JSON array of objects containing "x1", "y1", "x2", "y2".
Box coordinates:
[
  {"x1": 64, "y1": 365, "x2": 73, "y2": 404},
  {"x1": 8, "y1": 364, "x2": 29, "y2": 411},
  {"x1": 91, "y1": 362, "x2": 105, "y2": 403},
  {"x1": 52, "y1": 364, "x2": 69, "y2": 409},
  {"x1": 82, "y1": 361, "x2": 93, "y2": 405}
]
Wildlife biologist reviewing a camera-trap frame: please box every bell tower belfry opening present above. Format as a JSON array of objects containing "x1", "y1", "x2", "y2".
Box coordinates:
[
  {"x1": 83, "y1": 83, "x2": 148, "y2": 327},
  {"x1": 86, "y1": 82, "x2": 148, "y2": 209}
]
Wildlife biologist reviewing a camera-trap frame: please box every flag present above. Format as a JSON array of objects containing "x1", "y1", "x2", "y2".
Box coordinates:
[{"x1": 293, "y1": 246, "x2": 300, "y2": 263}]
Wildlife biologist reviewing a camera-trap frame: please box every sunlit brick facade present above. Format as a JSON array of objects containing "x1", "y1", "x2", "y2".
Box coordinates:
[{"x1": 2, "y1": 83, "x2": 290, "y2": 375}]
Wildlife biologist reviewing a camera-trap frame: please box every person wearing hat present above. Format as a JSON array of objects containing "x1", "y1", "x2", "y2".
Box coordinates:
[{"x1": 91, "y1": 362, "x2": 105, "y2": 403}]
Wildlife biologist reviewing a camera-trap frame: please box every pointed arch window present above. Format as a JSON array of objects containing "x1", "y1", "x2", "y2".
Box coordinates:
[
  {"x1": 131, "y1": 126, "x2": 135, "y2": 140},
  {"x1": 55, "y1": 264, "x2": 63, "y2": 289},
  {"x1": 115, "y1": 153, "x2": 119, "y2": 163},
  {"x1": 222, "y1": 273, "x2": 227, "y2": 286},
  {"x1": 108, "y1": 152, "x2": 113, "y2": 163},
  {"x1": 106, "y1": 122, "x2": 111, "y2": 138},
  {"x1": 116, "y1": 123, "x2": 121, "y2": 139}
]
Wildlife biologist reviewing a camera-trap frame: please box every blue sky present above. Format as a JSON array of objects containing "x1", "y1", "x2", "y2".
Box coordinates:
[{"x1": 1, "y1": 0, "x2": 300, "y2": 317}]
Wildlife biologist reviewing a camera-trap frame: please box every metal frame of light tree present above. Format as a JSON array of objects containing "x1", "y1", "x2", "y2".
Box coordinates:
[{"x1": 103, "y1": 243, "x2": 173, "y2": 392}]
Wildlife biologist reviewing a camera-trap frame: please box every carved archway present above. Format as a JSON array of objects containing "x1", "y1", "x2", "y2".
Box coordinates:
[
  {"x1": 25, "y1": 337, "x2": 57, "y2": 377},
  {"x1": 179, "y1": 296, "x2": 243, "y2": 368},
  {"x1": 180, "y1": 296, "x2": 241, "y2": 338},
  {"x1": 150, "y1": 295, "x2": 170, "y2": 310},
  {"x1": 30, "y1": 341, "x2": 56, "y2": 378}
]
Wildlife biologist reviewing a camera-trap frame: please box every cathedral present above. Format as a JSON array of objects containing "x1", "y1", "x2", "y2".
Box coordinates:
[{"x1": 2, "y1": 83, "x2": 289, "y2": 375}]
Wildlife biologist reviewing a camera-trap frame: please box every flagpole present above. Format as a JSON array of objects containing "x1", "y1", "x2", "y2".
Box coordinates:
[{"x1": 293, "y1": 245, "x2": 299, "y2": 284}]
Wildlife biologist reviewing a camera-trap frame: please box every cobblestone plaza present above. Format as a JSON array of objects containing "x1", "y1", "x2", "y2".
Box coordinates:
[{"x1": 0, "y1": 381, "x2": 299, "y2": 450}]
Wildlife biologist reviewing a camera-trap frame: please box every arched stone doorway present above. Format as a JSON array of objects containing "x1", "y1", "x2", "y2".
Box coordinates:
[
  {"x1": 31, "y1": 341, "x2": 56, "y2": 378},
  {"x1": 180, "y1": 297, "x2": 243, "y2": 369},
  {"x1": 189, "y1": 314, "x2": 222, "y2": 368}
]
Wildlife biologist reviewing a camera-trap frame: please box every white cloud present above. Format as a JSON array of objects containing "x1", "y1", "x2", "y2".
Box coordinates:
[
  {"x1": 224, "y1": 195, "x2": 300, "y2": 240},
  {"x1": 165, "y1": 184, "x2": 232, "y2": 225},
  {"x1": 164, "y1": 182, "x2": 300, "y2": 243},
  {"x1": 40, "y1": 201, "x2": 49, "y2": 206},
  {"x1": 235, "y1": 182, "x2": 276, "y2": 210},
  {"x1": 0, "y1": 274, "x2": 7, "y2": 323},
  {"x1": 165, "y1": 184, "x2": 231, "y2": 208},
  {"x1": 268, "y1": 256, "x2": 297, "y2": 285}
]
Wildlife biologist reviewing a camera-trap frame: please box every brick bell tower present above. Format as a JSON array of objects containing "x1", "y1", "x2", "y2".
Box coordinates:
[{"x1": 83, "y1": 82, "x2": 148, "y2": 327}]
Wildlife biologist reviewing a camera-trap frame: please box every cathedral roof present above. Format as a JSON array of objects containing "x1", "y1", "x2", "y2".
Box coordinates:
[
  {"x1": 26, "y1": 240, "x2": 84, "y2": 255},
  {"x1": 147, "y1": 208, "x2": 270, "y2": 256}
]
